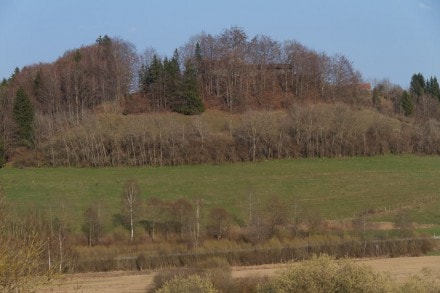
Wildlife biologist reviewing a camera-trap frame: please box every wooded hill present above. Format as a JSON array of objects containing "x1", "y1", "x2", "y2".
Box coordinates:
[{"x1": 0, "y1": 27, "x2": 439, "y2": 167}]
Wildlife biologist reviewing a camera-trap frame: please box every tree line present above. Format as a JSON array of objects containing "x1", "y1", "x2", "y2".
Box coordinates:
[
  {"x1": 139, "y1": 27, "x2": 362, "y2": 112},
  {"x1": 1, "y1": 28, "x2": 440, "y2": 166},
  {"x1": 1, "y1": 177, "x2": 433, "y2": 279},
  {"x1": 85, "y1": 180, "x2": 308, "y2": 247},
  {"x1": 138, "y1": 49, "x2": 204, "y2": 115}
]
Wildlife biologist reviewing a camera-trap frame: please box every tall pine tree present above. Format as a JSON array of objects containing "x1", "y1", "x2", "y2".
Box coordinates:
[
  {"x1": 426, "y1": 76, "x2": 440, "y2": 100},
  {"x1": 194, "y1": 42, "x2": 203, "y2": 74},
  {"x1": 401, "y1": 90, "x2": 413, "y2": 116},
  {"x1": 13, "y1": 88, "x2": 35, "y2": 147},
  {"x1": 165, "y1": 49, "x2": 182, "y2": 111},
  {"x1": 141, "y1": 55, "x2": 164, "y2": 110},
  {"x1": 410, "y1": 73, "x2": 425, "y2": 97},
  {"x1": 175, "y1": 60, "x2": 205, "y2": 115},
  {"x1": 144, "y1": 55, "x2": 162, "y2": 90}
]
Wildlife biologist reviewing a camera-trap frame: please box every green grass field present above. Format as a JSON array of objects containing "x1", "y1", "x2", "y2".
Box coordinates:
[{"x1": 1, "y1": 155, "x2": 440, "y2": 230}]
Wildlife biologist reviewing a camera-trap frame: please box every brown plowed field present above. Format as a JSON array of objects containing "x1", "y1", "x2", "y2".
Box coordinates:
[{"x1": 37, "y1": 256, "x2": 440, "y2": 293}]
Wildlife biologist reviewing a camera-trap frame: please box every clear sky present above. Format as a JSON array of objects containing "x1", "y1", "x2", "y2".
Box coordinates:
[{"x1": 1, "y1": 0, "x2": 439, "y2": 88}]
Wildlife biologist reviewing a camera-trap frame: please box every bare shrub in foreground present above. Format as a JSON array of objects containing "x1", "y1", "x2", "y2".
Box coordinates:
[
  {"x1": 257, "y1": 254, "x2": 395, "y2": 293},
  {"x1": 155, "y1": 274, "x2": 218, "y2": 293}
]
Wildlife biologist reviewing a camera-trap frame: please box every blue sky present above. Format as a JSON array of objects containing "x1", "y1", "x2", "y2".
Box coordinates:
[{"x1": 0, "y1": 0, "x2": 439, "y2": 88}]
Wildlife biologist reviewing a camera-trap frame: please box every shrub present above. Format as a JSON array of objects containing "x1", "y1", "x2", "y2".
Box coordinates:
[
  {"x1": 195, "y1": 257, "x2": 231, "y2": 271},
  {"x1": 195, "y1": 257, "x2": 232, "y2": 292},
  {"x1": 153, "y1": 257, "x2": 232, "y2": 292},
  {"x1": 257, "y1": 254, "x2": 395, "y2": 293},
  {"x1": 153, "y1": 268, "x2": 196, "y2": 291},
  {"x1": 155, "y1": 274, "x2": 218, "y2": 293},
  {"x1": 400, "y1": 269, "x2": 440, "y2": 293},
  {"x1": 136, "y1": 253, "x2": 147, "y2": 271},
  {"x1": 230, "y1": 276, "x2": 269, "y2": 293},
  {"x1": 111, "y1": 226, "x2": 129, "y2": 243}
]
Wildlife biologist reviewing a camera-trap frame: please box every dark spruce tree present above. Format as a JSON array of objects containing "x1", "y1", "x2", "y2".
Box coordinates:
[
  {"x1": 410, "y1": 73, "x2": 425, "y2": 98},
  {"x1": 96, "y1": 34, "x2": 112, "y2": 46},
  {"x1": 195, "y1": 42, "x2": 202, "y2": 62},
  {"x1": 426, "y1": 76, "x2": 440, "y2": 100},
  {"x1": 139, "y1": 55, "x2": 164, "y2": 109},
  {"x1": 165, "y1": 49, "x2": 182, "y2": 111},
  {"x1": 194, "y1": 42, "x2": 203, "y2": 73},
  {"x1": 139, "y1": 61, "x2": 157, "y2": 96},
  {"x1": 13, "y1": 88, "x2": 35, "y2": 147},
  {"x1": 401, "y1": 90, "x2": 413, "y2": 116},
  {"x1": 174, "y1": 60, "x2": 205, "y2": 115}
]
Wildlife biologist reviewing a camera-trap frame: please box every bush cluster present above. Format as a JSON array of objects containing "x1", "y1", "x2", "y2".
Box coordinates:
[
  {"x1": 28, "y1": 104, "x2": 440, "y2": 167},
  {"x1": 152, "y1": 254, "x2": 440, "y2": 293}
]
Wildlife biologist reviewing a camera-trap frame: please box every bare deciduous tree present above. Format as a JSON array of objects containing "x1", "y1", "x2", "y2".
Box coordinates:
[
  {"x1": 83, "y1": 201, "x2": 104, "y2": 247},
  {"x1": 122, "y1": 180, "x2": 140, "y2": 242},
  {"x1": 207, "y1": 207, "x2": 233, "y2": 240},
  {"x1": 264, "y1": 195, "x2": 289, "y2": 238}
]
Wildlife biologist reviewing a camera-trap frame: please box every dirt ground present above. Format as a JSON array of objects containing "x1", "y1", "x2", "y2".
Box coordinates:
[{"x1": 37, "y1": 256, "x2": 440, "y2": 293}]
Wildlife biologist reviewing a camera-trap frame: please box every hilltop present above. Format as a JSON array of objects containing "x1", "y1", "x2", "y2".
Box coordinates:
[{"x1": 0, "y1": 27, "x2": 439, "y2": 167}]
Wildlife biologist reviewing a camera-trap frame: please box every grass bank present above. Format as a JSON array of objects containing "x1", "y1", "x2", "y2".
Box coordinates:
[{"x1": 2, "y1": 155, "x2": 440, "y2": 230}]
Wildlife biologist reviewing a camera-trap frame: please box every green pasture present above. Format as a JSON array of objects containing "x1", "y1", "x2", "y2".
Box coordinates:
[{"x1": 1, "y1": 155, "x2": 440, "y2": 230}]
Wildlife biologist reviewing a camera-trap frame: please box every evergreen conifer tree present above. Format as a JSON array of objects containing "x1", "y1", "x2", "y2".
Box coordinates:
[
  {"x1": 401, "y1": 90, "x2": 413, "y2": 116},
  {"x1": 410, "y1": 73, "x2": 425, "y2": 97},
  {"x1": 193, "y1": 42, "x2": 205, "y2": 85},
  {"x1": 165, "y1": 49, "x2": 182, "y2": 110},
  {"x1": 146, "y1": 55, "x2": 162, "y2": 86},
  {"x1": 175, "y1": 60, "x2": 205, "y2": 115},
  {"x1": 195, "y1": 42, "x2": 202, "y2": 62},
  {"x1": 426, "y1": 76, "x2": 440, "y2": 100},
  {"x1": 194, "y1": 42, "x2": 203, "y2": 72},
  {"x1": 141, "y1": 55, "x2": 164, "y2": 109},
  {"x1": 13, "y1": 88, "x2": 35, "y2": 147}
]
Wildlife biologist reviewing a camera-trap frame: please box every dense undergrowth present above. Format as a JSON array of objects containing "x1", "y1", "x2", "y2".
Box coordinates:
[
  {"x1": 71, "y1": 236, "x2": 435, "y2": 272},
  {"x1": 17, "y1": 104, "x2": 440, "y2": 167}
]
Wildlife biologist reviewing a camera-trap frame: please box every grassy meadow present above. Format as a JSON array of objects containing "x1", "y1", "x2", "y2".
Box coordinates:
[{"x1": 1, "y1": 155, "x2": 440, "y2": 231}]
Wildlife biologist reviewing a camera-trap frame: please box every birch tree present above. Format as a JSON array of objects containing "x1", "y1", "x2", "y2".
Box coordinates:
[{"x1": 122, "y1": 180, "x2": 140, "y2": 242}]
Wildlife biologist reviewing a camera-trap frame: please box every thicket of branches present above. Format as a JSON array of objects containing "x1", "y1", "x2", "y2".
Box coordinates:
[
  {"x1": 0, "y1": 188, "x2": 54, "y2": 292},
  {"x1": 19, "y1": 103, "x2": 440, "y2": 167}
]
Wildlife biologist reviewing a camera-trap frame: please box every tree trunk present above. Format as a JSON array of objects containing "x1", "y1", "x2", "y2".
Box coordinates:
[
  {"x1": 130, "y1": 205, "x2": 134, "y2": 242},
  {"x1": 59, "y1": 228, "x2": 63, "y2": 273}
]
